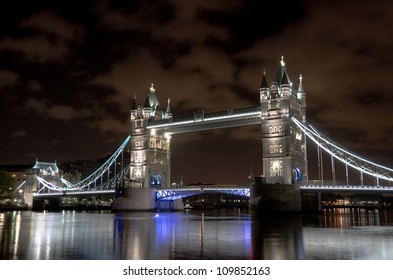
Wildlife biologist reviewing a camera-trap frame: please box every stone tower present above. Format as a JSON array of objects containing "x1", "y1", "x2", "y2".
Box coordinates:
[
  {"x1": 129, "y1": 84, "x2": 172, "y2": 189},
  {"x1": 259, "y1": 57, "x2": 308, "y2": 185}
]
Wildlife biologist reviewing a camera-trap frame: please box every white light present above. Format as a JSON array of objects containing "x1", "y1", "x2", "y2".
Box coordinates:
[
  {"x1": 291, "y1": 117, "x2": 393, "y2": 182},
  {"x1": 147, "y1": 111, "x2": 260, "y2": 129}
]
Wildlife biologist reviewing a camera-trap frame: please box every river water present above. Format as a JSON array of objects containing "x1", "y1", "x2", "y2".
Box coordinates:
[{"x1": 1, "y1": 208, "x2": 393, "y2": 260}]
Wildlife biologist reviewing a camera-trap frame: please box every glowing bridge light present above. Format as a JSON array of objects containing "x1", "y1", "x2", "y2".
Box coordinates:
[
  {"x1": 147, "y1": 107, "x2": 261, "y2": 130},
  {"x1": 291, "y1": 116, "x2": 393, "y2": 182},
  {"x1": 34, "y1": 135, "x2": 131, "y2": 195},
  {"x1": 155, "y1": 186, "x2": 250, "y2": 201}
]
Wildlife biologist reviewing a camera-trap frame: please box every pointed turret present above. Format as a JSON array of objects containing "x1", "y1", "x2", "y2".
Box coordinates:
[
  {"x1": 275, "y1": 56, "x2": 291, "y2": 86},
  {"x1": 131, "y1": 95, "x2": 137, "y2": 110},
  {"x1": 166, "y1": 98, "x2": 173, "y2": 119},
  {"x1": 297, "y1": 74, "x2": 307, "y2": 122},
  {"x1": 143, "y1": 93, "x2": 151, "y2": 119},
  {"x1": 275, "y1": 56, "x2": 291, "y2": 97},
  {"x1": 259, "y1": 69, "x2": 270, "y2": 101},
  {"x1": 143, "y1": 94, "x2": 150, "y2": 109},
  {"x1": 280, "y1": 69, "x2": 290, "y2": 85},
  {"x1": 260, "y1": 69, "x2": 268, "y2": 89},
  {"x1": 148, "y1": 83, "x2": 160, "y2": 114},
  {"x1": 297, "y1": 74, "x2": 304, "y2": 93}
]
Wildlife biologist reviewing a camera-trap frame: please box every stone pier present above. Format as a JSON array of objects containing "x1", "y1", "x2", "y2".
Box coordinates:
[{"x1": 250, "y1": 177, "x2": 302, "y2": 214}]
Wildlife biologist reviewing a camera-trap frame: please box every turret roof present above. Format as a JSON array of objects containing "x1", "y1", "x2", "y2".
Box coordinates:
[
  {"x1": 275, "y1": 56, "x2": 291, "y2": 86},
  {"x1": 260, "y1": 69, "x2": 268, "y2": 88}
]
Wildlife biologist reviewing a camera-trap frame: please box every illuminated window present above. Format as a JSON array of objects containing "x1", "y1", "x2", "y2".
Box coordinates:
[
  {"x1": 269, "y1": 160, "x2": 283, "y2": 176},
  {"x1": 135, "y1": 140, "x2": 143, "y2": 148},
  {"x1": 270, "y1": 143, "x2": 283, "y2": 154}
]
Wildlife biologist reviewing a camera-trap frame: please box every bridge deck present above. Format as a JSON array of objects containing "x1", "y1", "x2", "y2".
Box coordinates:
[
  {"x1": 148, "y1": 106, "x2": 261, "y2": 134},
  {"x1": 32, "y1": 184, "x2": 393, "y2": 199}
]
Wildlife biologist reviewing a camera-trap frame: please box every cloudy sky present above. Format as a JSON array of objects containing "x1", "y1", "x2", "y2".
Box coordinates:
[{"x1": 1, "y1": 0, "x2": 393, "y2": 185}]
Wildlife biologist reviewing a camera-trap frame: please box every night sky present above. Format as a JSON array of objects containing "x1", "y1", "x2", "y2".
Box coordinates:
[{"x1": 1, "y1": 0, "x2": 393, "y2": 186}]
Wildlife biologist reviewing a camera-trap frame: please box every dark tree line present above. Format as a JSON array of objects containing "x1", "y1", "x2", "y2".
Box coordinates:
[{"x1": 0, "y1": 169, "x2": 16, "y2": 198}]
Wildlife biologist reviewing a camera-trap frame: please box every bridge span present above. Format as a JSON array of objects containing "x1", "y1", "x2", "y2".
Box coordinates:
[{"x1": 32, "y1": 183, "x2": 393, "y2": 200}]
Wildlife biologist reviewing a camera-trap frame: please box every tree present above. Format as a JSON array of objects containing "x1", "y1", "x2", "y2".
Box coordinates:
[{"x1": 0, "y1": 169, "x2": 17, "y2": 197}]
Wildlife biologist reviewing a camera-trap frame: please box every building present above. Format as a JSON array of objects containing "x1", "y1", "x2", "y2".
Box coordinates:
[
  {"x1": 0, "y1": 164, "x2": 31, "y2": 189},
  {"x1": 129, "y1": 83, "x2": 172, "y2": 188},
  {"x1": 259, "y1": 56, "x2": 308, "y2": 185}
]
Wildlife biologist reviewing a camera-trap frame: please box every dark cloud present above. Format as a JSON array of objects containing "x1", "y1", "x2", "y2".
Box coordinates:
[
  {"x1": 0, "y1": 69, "x2": 19, "y2": 87},
  {"x1": 26, "y1": 80, "x2": 42, "y2": 92},
  {"x1": 11, "y1": 130, "x2": 27, "y2": 138},
  {"x1": 19, "y1": 10, "x2": 84, "y2": 42}
]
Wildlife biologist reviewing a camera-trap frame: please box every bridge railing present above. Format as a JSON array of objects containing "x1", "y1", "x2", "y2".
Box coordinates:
[{"x1": 301, "y1": 184, "x2": 393, "y2": 192}]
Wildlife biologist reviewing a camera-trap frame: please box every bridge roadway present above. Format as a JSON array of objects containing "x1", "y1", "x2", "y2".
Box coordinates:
[
  {"x1": 147, "y1": 106, "x2": 261, "y2": 134},
  {"x1": 32, "y1": 185, "x2": 250, "y2": 199},
  {"x1": 32, "y1": 184, "x2": 393, "y2": 200}
]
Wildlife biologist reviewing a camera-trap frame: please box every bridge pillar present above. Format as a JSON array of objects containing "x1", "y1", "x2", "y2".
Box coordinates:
[
  {"x1": 156, "y1": 198, "x2": 184, "y2": 211},
  {"x1": 250, "y1": 177, "x2": 302, "y2": 214},
  {"x1": 301, "y1": 191, "x2": 322, "y2": 213},
  {"x1": 23, "y1": 193, "x2": 34, "y2": 210},
  {"x1": 112, "y1": 180, "x2": 156, "y2": 211}
]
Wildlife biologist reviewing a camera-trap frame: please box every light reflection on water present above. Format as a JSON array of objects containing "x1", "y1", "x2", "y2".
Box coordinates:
[{"x1": 1, "y1": 208, "x2": 393, "y2": 260}]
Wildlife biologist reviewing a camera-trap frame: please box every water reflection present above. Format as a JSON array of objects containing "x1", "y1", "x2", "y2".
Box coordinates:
[
  {"x1": 1, "y1": 208, "x2": 393, "y2": 260},
  {"x1": 113, "y1": 209, "x2": 251, "y2": 259},
  {"x1": 251, "y1": 215, "x2": 304, "y2": 260}
]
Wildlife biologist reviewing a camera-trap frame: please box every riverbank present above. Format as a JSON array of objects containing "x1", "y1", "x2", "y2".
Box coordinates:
[{"x1": 0, "y1": 203, "x2": 28, "y2": 211}]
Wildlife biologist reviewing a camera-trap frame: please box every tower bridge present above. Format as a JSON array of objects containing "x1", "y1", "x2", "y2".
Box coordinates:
[{"x1": 21, "y1": 57, "x2": 393, "y2": 212}]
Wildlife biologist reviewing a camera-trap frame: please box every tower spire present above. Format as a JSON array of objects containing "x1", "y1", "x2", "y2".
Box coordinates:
[
  {"x1": 166, "y1": 98, "x2": 173, "y2": 119},
  {"x1": 297, "y1": 74, "x2": 304, "y2": 93},
  {"x1": 131, "y1": 95, "x2": 137, "y2": 110},
  {"x1": 280, "y1": 55, "x2": 285, "y2": 67},
  {"x1": 275, "y1": 55, "x2": 291, "y2": 86},
  {"x1": 143, "y1": 94, "x2": 150, "y2": 108},
  {"x1": 260, "y1": 69, "x2": 268, "y2": 89},
  {"x1": 166, "y1": 98, "x2": 171, "y2": 114}
]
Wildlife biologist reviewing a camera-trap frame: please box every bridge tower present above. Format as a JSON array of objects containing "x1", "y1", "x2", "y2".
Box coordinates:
[
  {"x1": 260, "y1": 56, "x2": 308, "y2": 185},
  {"x1": 113, "y1": 83, "x2": 172, "y2": 210},
  {"x1": 129, "y1": 84, "x2": 172, "y2": 189},
  {"x1": 251, "y1": 57, "x2": 308, "y2": 213}
]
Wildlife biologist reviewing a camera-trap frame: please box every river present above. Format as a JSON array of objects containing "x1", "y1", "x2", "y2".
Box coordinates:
[{"x1": 1, "y1": 208, "x2": 393, "y2": 260}]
